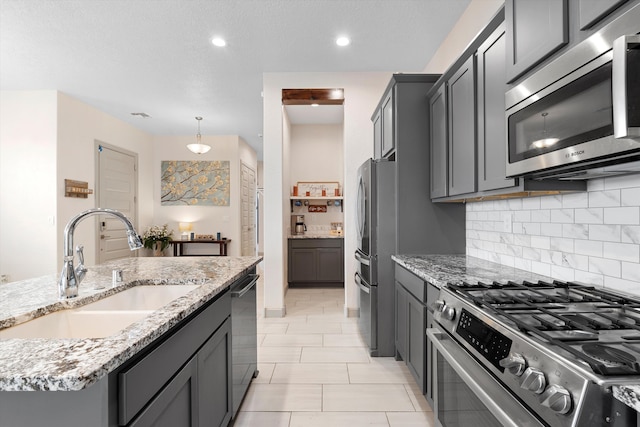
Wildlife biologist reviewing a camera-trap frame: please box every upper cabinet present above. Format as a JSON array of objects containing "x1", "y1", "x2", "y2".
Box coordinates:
[
  {"x1": 373, "y1": 109, "x2": 382, "y2": 160},
  {"x1": 505, "y1": 0, "x2": 635, "y2": 85},
  {"x1": 505, "y1": 0, "x2": 569, "y2": 83},
  {"x1": 428, "y1": 7, "x2": 586, "y2": 202},
  {"x1": 429, "y1": 85, "x2": 447, "y2": 199},
  {"x1": 578, "y1": 0, "x2": 629, "y2": 30},
  {"x1": 373, "y1": 87, "x2": 395, "y2": 159},
  {"x1": 477, "y1": 23, "x2": 515, "y2": 192},
  {"x1": 447, "y1": 56, "x2": 476, "y2": 196},
  {"x1": 381, "y1": 89, "x2": 395, "y2": 158}
]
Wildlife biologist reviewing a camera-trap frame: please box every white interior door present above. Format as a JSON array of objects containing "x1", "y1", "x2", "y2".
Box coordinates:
[
  {"x1": 97, "y1": 143, "x2": 138, "y2": 263},
  {"x1": 241, "y1": 162, "x2": 257, "y2": 256}
]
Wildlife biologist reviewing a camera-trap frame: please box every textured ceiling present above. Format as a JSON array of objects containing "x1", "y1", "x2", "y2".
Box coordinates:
[{"x1": 0, "y1": 0, "x2": 471, "y2": 158}]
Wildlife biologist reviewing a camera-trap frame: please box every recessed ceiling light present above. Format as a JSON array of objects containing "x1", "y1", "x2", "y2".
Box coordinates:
[
  {"x1": 311, "y1": 103, "x2": 319, "y2": 107},
  {"x1": 212, "y1": 37, "x2": 226, "y2": 47},
  {"x1": 336, "y1": 36, "x2": 350, "y2": 47}
]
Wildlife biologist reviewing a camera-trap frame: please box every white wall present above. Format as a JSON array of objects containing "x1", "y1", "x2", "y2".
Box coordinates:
[
  {"x1": 151, "y1": 135, "x2": 257, "y2": 257},
  {"x1": 0, "y1": 90, "x2": 154, "y2": 282},
  {"x1": 467, "y1": 175, "x2": 640, "y2": 295},
  {"x1": 263, "y1": 72, "x2": 391, "y2": 317},
  {"x1": 423, "y1": 0, "x2": 504, "y2": 73},
  {"x1": 0, "y1": 91, "x2": 58, "y2": 282},
  {"x1": 290, "y1": 124, "x2": 344, "y2": 231},
  {"x1": 57, "y1": 92, "x2": 154, "y2": 267}
]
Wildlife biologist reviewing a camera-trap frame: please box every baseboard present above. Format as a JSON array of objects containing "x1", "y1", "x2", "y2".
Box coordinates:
[
  {"x1": 264, "y1": 307, "x2": 286, "y2": 318},
  {"x1": 345, "y1": 306, "x2": 360, "y2": 318}
]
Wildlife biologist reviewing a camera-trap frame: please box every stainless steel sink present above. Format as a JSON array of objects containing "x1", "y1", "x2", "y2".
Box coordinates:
[{"x1": 0, "y1": 285, "x2": 200, "y2": 339}]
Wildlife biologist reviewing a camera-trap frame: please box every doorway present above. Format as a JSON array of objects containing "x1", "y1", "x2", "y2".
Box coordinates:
[
  {"x1": 95, "y1": 142, "x2": 138, "y2": 263},
  {"x1": 241, "y1": 161, "x2": 257, "y2": 256}
]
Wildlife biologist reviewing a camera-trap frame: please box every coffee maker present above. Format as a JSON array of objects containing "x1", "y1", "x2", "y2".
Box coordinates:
[{"x1": 291, "y1": 215, "x2": 306, "y2": 235}]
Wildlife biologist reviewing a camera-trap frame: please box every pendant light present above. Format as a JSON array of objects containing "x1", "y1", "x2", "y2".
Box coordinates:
[
  {"x1": 530, "y1": 112, "x2": 559, "y2": 149},
  {"x1": 187, "y1": 116, "x2": 211, "y2": 154}
]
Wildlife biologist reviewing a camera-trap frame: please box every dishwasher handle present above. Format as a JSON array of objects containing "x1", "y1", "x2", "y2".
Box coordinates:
[{"x1": 231, "y1": 274, "x2": 259, "y2": 298}]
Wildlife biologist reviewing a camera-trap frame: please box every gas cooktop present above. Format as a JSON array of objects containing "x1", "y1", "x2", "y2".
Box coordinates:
[{"x1": 447, "y1": 280, "x2": 640, "y2": 377}]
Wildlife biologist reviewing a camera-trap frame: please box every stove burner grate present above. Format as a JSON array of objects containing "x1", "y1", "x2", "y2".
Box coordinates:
[
  {"x1": 581, "y1": 344, "x2": 640, "y2": 370},
  {"x1": 447, "y1": 280, "x2": 640, "y2": 375}
]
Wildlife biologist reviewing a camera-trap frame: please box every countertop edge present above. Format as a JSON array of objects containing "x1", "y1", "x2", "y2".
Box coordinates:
[{"x1": 0, "y1": 257, "x2": 262, "y2": 391}]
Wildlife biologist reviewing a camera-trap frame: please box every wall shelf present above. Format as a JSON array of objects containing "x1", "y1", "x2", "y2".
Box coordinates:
[{"x1": 290, "y1": 196, "x2": 344, "y2": 212}]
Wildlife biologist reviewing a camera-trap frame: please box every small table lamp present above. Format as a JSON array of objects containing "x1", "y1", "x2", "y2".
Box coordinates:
[{"x1": 178, "y1": 222, "x2": 193, "y2": 240}]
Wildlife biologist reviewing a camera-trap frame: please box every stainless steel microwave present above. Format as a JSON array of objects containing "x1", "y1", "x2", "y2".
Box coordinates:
[{"x1": 505, "y1": 5, "x2": 640, "y2": 180}]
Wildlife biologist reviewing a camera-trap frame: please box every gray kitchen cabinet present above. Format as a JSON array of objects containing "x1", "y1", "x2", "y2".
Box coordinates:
[
  {"x1": 373, "y1": 74, "x2": 465, "y2": 254},
  {"x1": 477, "y1": 23, "x2": 515, "y2": 192},
  {"x1": 129, "y1": 319, "x2": 231, "y2": 427},
  {"x1": 429, "y1": 84, "x2": 448, "y2": 198},
  {"x1": 395, "y1": 282, "x2": 408, "y2": 360},
  {"x1": 505, "y1": 0, "x2": 568, "y2": 83},
  {"x1": 128, "y1": 357, "x2": 198, "y2": 427},
  {"x1": 288, "y1": 238, "x2": 344, "y2": 286},
  {"x1": 428, "y1": 7, "x2": 585, "y2": 202},
  {"x1": 394, "y1": 264, "x2": 438, "y2": 406},
  {"x1": 578, "y1": 0, "x2": 629, "y2": 30},
  {"x1": 198, "y1": 319, "x2": 233, "y2": 427},
  {"x1": 447, "y1": 55, "x2": 476, "y2": 196},
  {"x1": 373, "y1": 109, "x2": 382, "y2": 159},
  {"x1": 119, "y1": 292, "x2": 233, "y2": 427},
  {"x1": 381, "y1": 89, "x2": 395, "y2": 158}
]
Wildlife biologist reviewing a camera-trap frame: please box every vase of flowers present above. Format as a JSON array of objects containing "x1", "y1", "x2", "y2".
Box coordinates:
[{"x1": 142, "y1": 224, "x2": 173, "y2": 257}]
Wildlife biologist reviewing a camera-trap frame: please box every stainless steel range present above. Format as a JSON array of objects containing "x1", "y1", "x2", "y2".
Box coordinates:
[{"x1": 428, "y1": 280, "x2": 640, "y2": 427}]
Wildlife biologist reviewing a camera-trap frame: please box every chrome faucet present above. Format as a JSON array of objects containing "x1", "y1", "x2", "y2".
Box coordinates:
[{"x1": 59, "y1": 208, "x2": 143, "y2": 299}]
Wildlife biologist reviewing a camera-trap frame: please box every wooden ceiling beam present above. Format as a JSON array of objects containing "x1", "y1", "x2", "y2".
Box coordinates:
[{"x1": 282, "y1": 88, "x2": 344, "y2": 105}]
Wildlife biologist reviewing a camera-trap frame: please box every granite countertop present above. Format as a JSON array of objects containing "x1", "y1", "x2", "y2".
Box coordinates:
[
  {"x1": 0, "y1": 256, "x2": 262, "y2": 392},
  {"x1": 392, "y1": 254, "x2": 640, "y2": 413},
  {"x1": 613, "y1": 385, "x2": 640, "y2": 412},
  {"x1": 391, "y1": 254, "x2": 554, "y2": 288}
]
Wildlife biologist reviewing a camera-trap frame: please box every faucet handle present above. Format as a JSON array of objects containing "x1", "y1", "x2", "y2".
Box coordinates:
[
  {"x1": 75, "y1": 245, "x2": 88, "y2": 285},
  {"x1": 76, "y1": 245, "x2": 86, "y2": 269}
]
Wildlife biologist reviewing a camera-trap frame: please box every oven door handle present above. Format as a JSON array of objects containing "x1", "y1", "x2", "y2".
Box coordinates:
[{"x1": 427, "y1": 328, "x2": 545, "y2": 427}]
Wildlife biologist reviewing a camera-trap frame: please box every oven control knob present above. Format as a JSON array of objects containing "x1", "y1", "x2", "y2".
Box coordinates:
[
  {"x1": 540, "y1": 385, "x2": 572, "y2": 415},
  {"x1": 433, "y1": 300, "x2": 446, "y2": 312},
  {"x1": 442, "y1": 306, "x2": 456, "y2": 321},
  {"x1": 499, "y1": 353, "x2": 527, "y2": 376},
  {"x1": 520, "y1": 367, "x2": 546, "y2": 394}
]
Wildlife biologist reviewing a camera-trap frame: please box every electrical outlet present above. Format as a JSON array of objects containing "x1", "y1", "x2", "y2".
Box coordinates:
[{"x1": 0, "y1": 274, "x2": 8, "y2": 284}]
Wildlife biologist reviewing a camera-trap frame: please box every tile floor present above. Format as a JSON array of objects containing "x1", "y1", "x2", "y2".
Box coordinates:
[{"x1": 233, "y1": 276, "x2": 435, "y2": 427}]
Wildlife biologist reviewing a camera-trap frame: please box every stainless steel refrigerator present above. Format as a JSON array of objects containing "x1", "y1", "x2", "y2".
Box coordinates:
[{"x1": 355, "y1": 158, "x2": 396, "y2": 357}]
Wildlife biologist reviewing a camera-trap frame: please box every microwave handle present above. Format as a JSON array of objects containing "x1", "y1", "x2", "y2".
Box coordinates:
[{"x1": 612, "y1": 34, "x2": 640, "y2": 139}]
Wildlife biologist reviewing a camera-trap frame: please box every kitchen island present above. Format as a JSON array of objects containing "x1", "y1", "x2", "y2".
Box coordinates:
[{"x1": 0, "y1": 256, "x2": 261, "y2": 426}]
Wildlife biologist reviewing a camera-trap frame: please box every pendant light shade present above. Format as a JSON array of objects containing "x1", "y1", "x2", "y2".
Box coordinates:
[{"x1": 187, "y1": 117, "x2": 211, "y2": 154}]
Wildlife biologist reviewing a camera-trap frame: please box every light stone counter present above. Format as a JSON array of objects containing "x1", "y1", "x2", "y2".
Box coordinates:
[
  {"x1": 288, "y1": 234, "x2": 343, "y2": 239},
  {"x1": 613, "y1": 385, "x2": 640, "y2": 413},
  {"x1": 391, "y1": 254, "x2": 553, "y2": 288},
  {"x1": 0, "y1": 256, "x2": 261, "y2": 391}
]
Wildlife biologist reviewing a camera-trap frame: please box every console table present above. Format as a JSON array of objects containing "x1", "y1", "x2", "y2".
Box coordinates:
[{"x1": 170, "y1": 239, "x2": 231, "y2": 257}]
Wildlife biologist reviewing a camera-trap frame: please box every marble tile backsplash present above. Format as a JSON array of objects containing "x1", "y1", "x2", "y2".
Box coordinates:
[{"x1": 466, "y1": 173, "x2": 640, "y2": 296}]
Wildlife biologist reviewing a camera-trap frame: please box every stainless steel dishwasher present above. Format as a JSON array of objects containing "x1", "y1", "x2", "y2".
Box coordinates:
[{"x1": 230, "y1": 272, "x2": 259, "y2": 416}]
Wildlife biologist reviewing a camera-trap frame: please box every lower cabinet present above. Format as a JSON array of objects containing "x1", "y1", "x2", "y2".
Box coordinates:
[
  {"x1": 394, "y1": 264, "x2": 438, "y2": 407},
  {"x1": 119, "y1": 291, "x2": 233, "y2": 427},
  {"x1": 288, "y1": 238, "x2": 344, "y2": 286}
]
